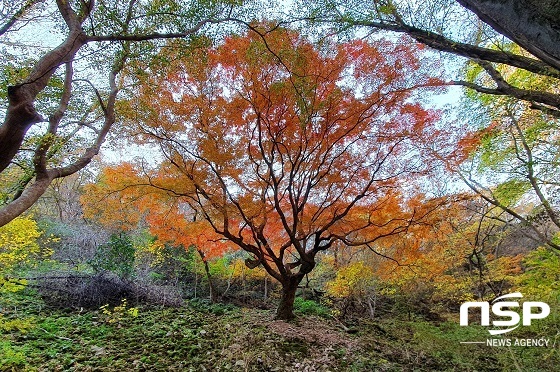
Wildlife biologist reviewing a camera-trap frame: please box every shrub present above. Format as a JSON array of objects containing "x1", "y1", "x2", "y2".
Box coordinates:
[
  {"x1": 99, "y1": 298, "x2": 139, "y2": 325},
  {"x1": 90, "y1": 233, "x2": 135, "y2": 279},
  {"x1": 293, "y1": 298, "x2": 331, "y2": 317},
  {"x1": 36, "y1": 271, "x2": 184, "y2": 308},
  {"x1": 0, "y1": 216, "x2": 52, "y2": 293}
]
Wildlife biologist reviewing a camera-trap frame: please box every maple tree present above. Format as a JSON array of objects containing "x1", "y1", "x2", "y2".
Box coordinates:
[
  {"x1": 81, "y1": 163, "x2": 153, "y2": 231},
  {"x1": 122, "y1": 25, "x2": 442, "y2": 319}
]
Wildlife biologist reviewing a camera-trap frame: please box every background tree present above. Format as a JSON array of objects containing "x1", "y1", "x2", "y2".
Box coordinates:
[
  {"x1": 0, "y1": 216, "x2": 49, "y2": 293},
  {"x1": 305, "y1": 0, "x2": 560, "y2": 114},
  {"x1": 123, "y1": 25, "x2": 442, "y2": 319},
  {"x1": 447, "y1": 50, "x2": 560, "y2": 250},
  {"x1": 81, "y1": 162, "x2": 153, "y2": 231},
  {"x1": 0, "y1": 0, "x2": 242, "y2": 227}
]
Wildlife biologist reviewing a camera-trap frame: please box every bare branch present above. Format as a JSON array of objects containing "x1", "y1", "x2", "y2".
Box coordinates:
[
  {"x1": 86, "y1": 17, "x2": 231, "y2": 42},
  {"x1": 0, "y1": 0, "x2": 42, "y2": 36}
]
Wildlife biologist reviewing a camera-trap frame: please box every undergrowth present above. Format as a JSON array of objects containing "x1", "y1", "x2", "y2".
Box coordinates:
[{"x1": 1, "y1": 289, "x2": 558, "y2": 371}]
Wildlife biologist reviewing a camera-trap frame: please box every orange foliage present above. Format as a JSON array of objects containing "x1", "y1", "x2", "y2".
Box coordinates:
[
  {"x1": 117, "y1": 25, "x2": 445, "y2": 288},
  {"x1": 147, "y1": 208, "x2": 234, "y2": 261},
  {"x1": 82, "y1": 162, "x2": 235, "y2": 260},
  {"x1": 451, "y1": 121, "x2": 500, "y2": 164},
  {"x1": 81, "y1": 163, "x2": 154, "y2": 231}
]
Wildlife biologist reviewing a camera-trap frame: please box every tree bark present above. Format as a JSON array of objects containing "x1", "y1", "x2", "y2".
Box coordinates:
[
  {"x1": 197, "y1": 249, "x2": 217, "y2": 302},
  {"x1": 0, "y1": 87, "x2": 43, "y2": 172},
  {"x1": 0, "y1": 173, "x2": 53, "y2": 225},
  {"x1": 275, "y1": 277, "x2": 301, "y2": 320},
  {"x1": 0, "y1": 25, "x2": 86, "y2": 173},
  {"x1": 203, "y1": 259, "x2": 216, "y2": 302},
  {"x1": 456, "y1": 0, "x2": 560, "y2": 71}
]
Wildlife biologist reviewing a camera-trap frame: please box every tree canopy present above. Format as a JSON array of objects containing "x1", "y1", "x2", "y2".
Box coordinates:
[
  {"x1": 303, "y1": 0, "x2": 560, "y2": 115},
  {"x1": 97, "y1": 25, "x2": 444, "y2": 319},
  {"x1": 0, "y1": 0, "x2": 243, "y2": 226},
  {"x1": 2, "y1": 0, "x2": 560, "y2": 232}
]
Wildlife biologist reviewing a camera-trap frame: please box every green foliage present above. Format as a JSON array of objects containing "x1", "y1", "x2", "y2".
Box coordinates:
[
  {"x1": 477, "y1": 130, "x2": 512, "y2": 171},
  {"x1": 513, "y1": 247, "x2": 560, "y2": 337},
  {"x1": 293, "y1": 297, "x2": 331, "y2": 317},
  {"x1": 0, "y1": 340, "x2": 26, "y2": 369},
  {"x1": 90, "y1": 233, "x2": 136, "y2": 279},
  {"x1": 188, "y1": 298, "x2": 237, "y2": 315},
  {"x1": 459, "y1": 42, "x2": 560, "y2": 238},
  {"x1": 516, "y1": 247, "x2": 560, "y2": 298},
  {"x1": 493, "y1": 179, "x2": 531, "y2": 206},
  {"x1": 377, "y1": 4, "x2": 395, "y2": 15},
  {"x1": 132, "y1": 232, "x2": 193, "y2": 283},
  {"x1": 0, "y1": 56, "x2": 35, "y2": 101},
  {"x1": 2, "y1": 287, "x2": 559, "y2": 371}
]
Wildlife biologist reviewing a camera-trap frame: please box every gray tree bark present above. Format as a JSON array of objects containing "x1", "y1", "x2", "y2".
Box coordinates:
[{"x1": 457, "y1": 0, "x2": 560, "y2": 70}]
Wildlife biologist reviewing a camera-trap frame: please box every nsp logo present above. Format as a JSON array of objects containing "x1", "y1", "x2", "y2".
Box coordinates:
[{"x1": 460, "y1": 292, "x2": 550, "y2": 335}]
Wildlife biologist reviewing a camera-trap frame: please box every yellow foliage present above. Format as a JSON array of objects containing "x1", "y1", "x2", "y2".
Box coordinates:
[
  {"x1": 0, "y1": 314, "x2": 35, "y2": 333},
  {"x1": 326, "y1": 262, "x2": 376, "y2": 299},
  {"x1": 0, "y1": 216, "x2": 41, "y2": 269},
  {"x1": 0, "y1": 216, "x2": 52, "y2": 293},
  {"x1": 135, "y1": 239, "x2": 167, "y2": 265},
  {"x1": 99, "y1": 299, "x2": 139, "y2": 325},
  {"x1": 229, "y1": 258, "x2": 267, "y2": 280}
]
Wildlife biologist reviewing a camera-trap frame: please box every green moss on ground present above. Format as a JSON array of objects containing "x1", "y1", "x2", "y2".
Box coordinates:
[{"x1": 1, "y1": 290, "x2": 558, "y2": 371}]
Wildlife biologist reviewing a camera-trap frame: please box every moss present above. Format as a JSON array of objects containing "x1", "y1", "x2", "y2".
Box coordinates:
[{"x1": 1, "y1": 290, "x2": 559, "y2": 371}]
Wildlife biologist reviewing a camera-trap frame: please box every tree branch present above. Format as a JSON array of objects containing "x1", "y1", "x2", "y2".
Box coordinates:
[
  {"x1": 85, "y1": 17, "x2": 231, "y2": 42},
  {"x1": 0, "y1": 0, "x2": 42, "y2": 36},
  {"x1": 336, "y1": 18, "x2": 560, "y2": 79},
  {"x1": 450, "y1": 60, "x2": 560, "y2": 110}
]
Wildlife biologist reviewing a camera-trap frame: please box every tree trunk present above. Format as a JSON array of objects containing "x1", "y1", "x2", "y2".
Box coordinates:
[
  {"x1": 0, "y1": 94, "x2": 42, "y2": 173},
  {"x1": 456, "y1": 0, "x2": 560, "y2": 71},
  {"x1": 367, "y1": 295, "x2": 376, "y2": 319},
  {"x1": 203, "y1": 258, "x2": 216, "y2": 302},
  {"x1": 0, "y1": 174, "x2": 53, "y2": 226},
  {"x1": 194, "y1": 270, "x2": 198, "y2": 299},
  {"x1": 222, "y1": 271, "x2": 232, "y2": 297},
  {"x1": 275, "y1": 278, "x2": 300, "y2": 320},
  {"x1": 197, "y1": 249, "x2": 216, "y2": 302}
]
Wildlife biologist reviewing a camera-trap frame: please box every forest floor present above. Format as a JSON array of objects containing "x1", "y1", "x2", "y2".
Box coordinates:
[{"x1": 1, "y1": 289, "x2": 558, "y2": 371}]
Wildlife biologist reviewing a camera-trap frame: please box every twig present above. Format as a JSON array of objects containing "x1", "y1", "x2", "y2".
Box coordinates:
[{"x1": 39, "y1": 327, "x2": 74, "y2": 342}]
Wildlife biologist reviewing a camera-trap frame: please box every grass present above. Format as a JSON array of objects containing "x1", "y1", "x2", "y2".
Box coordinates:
[{"x1": 1, "y1": 289, "x2": 559, "y2": 371}]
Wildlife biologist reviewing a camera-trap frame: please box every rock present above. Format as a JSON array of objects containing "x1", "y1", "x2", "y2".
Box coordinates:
[
  {"x1": 235, "y1": 360, "x2": 245, "y2": 367},
  {"x1": 90, "y1": 345, "x2": 106, "y2": 356}
]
